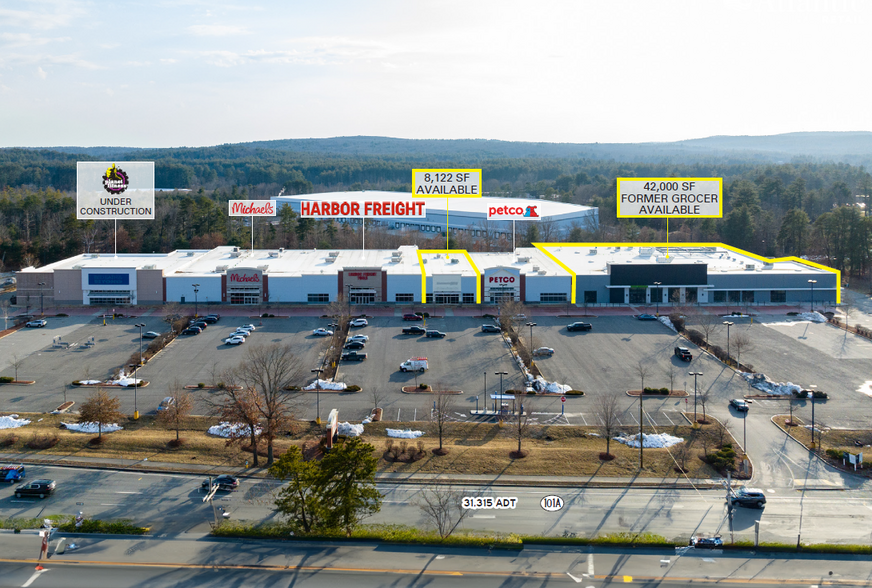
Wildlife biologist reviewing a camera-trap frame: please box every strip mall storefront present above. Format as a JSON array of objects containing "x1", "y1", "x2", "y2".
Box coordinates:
[
  {"x1": 339, "y1": 268, "x2": 385, "y2": 303},
  {"x1": 221, "y1": 268, "x2": 267, "y2": 304}
]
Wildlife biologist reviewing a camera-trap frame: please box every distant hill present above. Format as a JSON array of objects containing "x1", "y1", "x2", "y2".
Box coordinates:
[{"x1": 38, "y1": 131, "x2": 872, "y2": 168}]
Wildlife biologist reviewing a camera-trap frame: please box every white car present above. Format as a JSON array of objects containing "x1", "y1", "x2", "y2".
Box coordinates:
[
  {"x1": 532, "y1": 347, "x2": 555, "y2": 357},
  {"x1": 25, "y1": 319, "x2": 47, "y2": 328},
  {"x1": 313, "y1": 328, "x2": 334, "y2": 336},
  {"x1": 349, "y1": 318, "x2": 368, "y2": 327},
  {"x1": 142, "y1": 331, "x2": 161, "y2": 339},
  {"x1": 224, "y1": 336, "x2": 246, "y2": 345},
  {"x1": 239, "y1": 324, "x2": 256, "y2": 331},
  {"x1": 347, "y1": 334, "x2": 369, "y2": 343},
  {"x1": 229, "y1": 330, "x2": 250, "y2": 338}
]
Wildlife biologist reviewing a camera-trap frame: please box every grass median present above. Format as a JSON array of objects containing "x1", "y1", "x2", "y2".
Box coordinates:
[{"x1": 1, "y1": 412, "x2": 729, "y2": 479}]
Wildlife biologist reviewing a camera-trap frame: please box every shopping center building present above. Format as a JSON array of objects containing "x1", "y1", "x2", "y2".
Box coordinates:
[{"x1": 15, "y1": 244, "x2": 839, "y2": 308}]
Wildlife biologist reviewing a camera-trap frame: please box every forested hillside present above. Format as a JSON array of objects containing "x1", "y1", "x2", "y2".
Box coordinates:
[{"x1": 1, "y1": 136, "x2": 871, "y2": 282}]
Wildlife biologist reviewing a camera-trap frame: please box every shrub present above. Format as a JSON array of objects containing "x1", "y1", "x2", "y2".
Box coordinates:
[
  {"x1": 0, "y1": 376, "x2": 13, "y2": 383},
  {"x1": 346, "y1": 384, "x2": 361, "y2": 392},
  {"x1": 826, "y1": 448, "x2": 841, "y2": 459},
  {"x1": 216, "y1": 382, "x2": 226, "y2": 389},
  {"x1": 419, "y1": 383, "x2": 428, "y2": 389},
  {"x1": 58, "y1": 519, "x2": 148, "y2": 535},
  {"x1": 793, "y1": 389, "x2": 809, "y2": 398},
  {"x1": 25, "y1": 434, "x2": 59, "y2": 450},
  {"x1": 669, "y1": 313, "x2": 685, "y2": 331},
  {"x1": 527, "y1": 390, "x2": 537, "y2": 395},
  {"x1": 660, "y1": 387, "x2": 669, "y2": 395},
  {"x1": 812, "y1": 390, "x2": 828, "y2": 399},
  {"x1": 55, "y1": 313, "x2": 69, "y2": 317},
  {"x1": 685, "y1": 329, "x2": 705, "y2": 346},
  {"x1": 1, "y1": 434, "x2": 18, "y2": 447},
  {"x1": 566, "y1": 390, "x2": 584, "y2": 396},
  {"x1": 197, "y1": 382, "x2": 206, "y2": 388}
]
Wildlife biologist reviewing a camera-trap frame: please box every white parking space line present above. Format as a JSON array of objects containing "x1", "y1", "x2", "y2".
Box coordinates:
[
  {"x1": 662, "y1": 412, "x2": 676, "y2": 426},
  {"x1": 579, "y1": 413, "x2": 588, "y2": 426}
]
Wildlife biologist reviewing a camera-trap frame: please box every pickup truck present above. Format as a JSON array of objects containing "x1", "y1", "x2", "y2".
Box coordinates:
[
  {"x1": 674, "y1": 346, "x2": 692, "y2": 361},
  {"x1": 402, "y1": 325, "x2": 427, "y2": 335},
  {"x1": 341, "y1": 351, "x2": 367, "y2": 362}
]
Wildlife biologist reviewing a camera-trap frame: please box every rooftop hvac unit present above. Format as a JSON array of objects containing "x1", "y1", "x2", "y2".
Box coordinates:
[
  {"x1": 89, "y1": 253, "x2": 100, "y2": 258},
  {"x1": 450, "y1": 258, "x2": 459, "y2": 264},
  {"x1": 639, "y1": 247, "x2": 654, "y2": 256},
  {"x1": 589, "y1": 248, "x2": 597, "y2": 255},
  {"x1": 391, "y1": 251, "x2": 403, "y2": 258},
  {"x1": 763, "y1": 263, "x2": 774, "y2": 269},
  {"x1": 655, "y1": 256, "x2": 672, "y2": 264},
  {"x1": 517, "y1": 256, "x2": 531, "y2": 262},
  {"x1": 538, "y1": 270, "x2": 547, "y2": 275},
  {"x1": 745, "y1": 264, "x2": 756, "y2": 270},
  {"x1": 257, "y1": 265, "x2": 269, "y2": 272},
  {"x1": 186, "y1": 251, "x2": 195, "y2": 257},
  {"x1": 328, "y1": 251, "x2": 340, "y2": 258},
  {"x1": 278, "y1": 247, "x2": 285, "y2": 253},
  {"x1": 230, "y1": 251, "x2": 240, "y2": 258},
  {"x1": 268, "y1": 252, "x2": 279, "y2": 258},
  {"x1": 215, "y1": 265, "x2": 228, "y2": 272},
  {"x1": 142, "y1": 264, "x2": 156, "y2": 270},
  {"x1": 532, "y1": 265, "x2": 540, "y2": 272},
  {"x1": 232, "y1": 247, "x2": 239, "y2": 252}
]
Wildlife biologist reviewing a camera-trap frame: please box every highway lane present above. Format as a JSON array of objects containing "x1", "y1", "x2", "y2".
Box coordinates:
[{"x1": 4, "y1": 465, "x2": 872, "y2": 544}]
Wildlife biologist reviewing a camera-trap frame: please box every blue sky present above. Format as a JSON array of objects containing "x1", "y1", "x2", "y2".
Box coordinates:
[{"x1": 1, "y1": 0, "x2": 870, "y2": 147}]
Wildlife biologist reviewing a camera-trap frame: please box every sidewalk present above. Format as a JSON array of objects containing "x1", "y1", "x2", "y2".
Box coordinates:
[{"x1": 0, "y1": 451, "x2": 726, "y2": 489}]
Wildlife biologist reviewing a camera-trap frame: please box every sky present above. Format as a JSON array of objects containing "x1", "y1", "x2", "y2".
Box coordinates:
[{"x1": 1, "y1": 0, "x2": 870, "y2": 148}]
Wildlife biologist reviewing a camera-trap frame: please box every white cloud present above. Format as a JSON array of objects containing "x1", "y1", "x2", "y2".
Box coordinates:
[
  {"x1": 160, "y1": 58, "x2": 178, "y2": 64},
  {"x1": 0, "y1": 52, "x2": 103, "y2": 69},
  {"x1": 36, "y1": 66, "x2": 47, "y2": 79},
  {"x1": 186, "y1": 24, "x2": 249, "y2": 36}
]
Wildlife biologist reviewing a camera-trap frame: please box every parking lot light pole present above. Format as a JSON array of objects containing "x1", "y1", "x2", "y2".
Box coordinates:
[
  {"x1": 311, "y1": 368, "x2": 323, "y2": 425},
  {"x1": 723, "y1": 321, "x2": 734, "y2": 366},
  {"x1": 808, "y1": 279, "x2": 817, "y2": 313},
  {"x1": 38, "y1": 282, "x2": 45, "y2": 315},
  {"x1": 526, "y1": 322, "x2": 536, "y2": 353},
  {"x1": 192, "y1": 284, "x2": 200, "y2": 318},
  {"x1": 809, "y1": 384, "x2": 817, "y2": 449},
  {"x1": 653, "y1": 282, "x2": 661, "y2": 316},
  {"x1": 134, "y1": 323, "x2": 145, "y2": 419},
  {"x1": 483, "y1": 372, "x2": 487, "y2": 412},
  {"x1": 689, "y1": 371, "x2": 703, "y2": 429},
  {"x1": 495, "y1": 371, "x2": 508, "y2": 419}
]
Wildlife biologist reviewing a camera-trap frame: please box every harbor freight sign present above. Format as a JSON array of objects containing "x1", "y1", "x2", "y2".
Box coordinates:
[
  {"x1": 77, "y1": 162, "x2": 155, "y2": 219},
  {"x1": 617, "y1": 178, "x2": 722, "y2": 218},
  {"x1": 300, "y1": 199, "x2": 425, "y2": 218},
  {"x1": 228, "y1": 200, "x2": 276, "y2": 216},
  {"x1": 412, "y1": 169, "x2": 481, "y2": 197}
]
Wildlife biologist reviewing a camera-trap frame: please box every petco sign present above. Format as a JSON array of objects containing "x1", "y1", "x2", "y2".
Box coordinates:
[
  {"x1": 228, "y1": 268, "x2": 263, "y2": 284},
  {"x1": 229, "y1": 200, "x2": 276, "y2": 217},
  {"x1": 489, "y1": 275, "x2": 515, "y2": 283},
  {"x1": 487, "y1": 204, "x2": 541, "y2": 221},
  {"x1": 486, "y1": 268, "x2": 520, "y2": 285}
]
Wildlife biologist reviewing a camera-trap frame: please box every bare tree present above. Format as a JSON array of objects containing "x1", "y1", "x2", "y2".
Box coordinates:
[
  {"x1": 593, "y1": 391, "x2": 621, "y2": 458},
  {"x1": 213, "y1": 379, "x2": 263, "y2": 466},
  {"x1": 10, "y1": 354, "x2": 23, "y2": 382},
  {"x1": 788, "y1": 395, "x2": 802, "y2": 426},
  {"x1": 673, "y1": 439, "x2": 692, "y2": 473},
  {"x1": 163, "y1": 303, "x2": 183, "y2": 334},
  {"x1": 715, "y1": 419, "x2": 733, "y2": 447},
  {"x1": 665, "y1": 364, "x2": 677, "y2": 394},
  {"x1": 231, "y1": 343, "x2": 304, "y2": 465},
  {"x1": 512, "y1": 396, "x2": 533, "y2": 457},
  {"x1": 370, "y1": 387, "x2": 385, "y2": 411},
  {"x1": 497, "y1": 299, "x2": 525, "y2": 333},
  {"x1": 79, "y1": 387, "x2": 124, "y2": 438},
  {"x1": 635, "y1": 361, "x2": 651, "y2": 392},
  {"x1": 156, "y1": 381, "x2": 194, "y2": 444},
  {"x1": 839, "y1": 302, "x2": 854, "y2": 333},
  {"x1": 416, "y1": 485, "x2": 469, "y2": 539},
  {"x1": 693, "y1": 311, "x2": 722, "y2": 346},
  {"x1": 732, "y1": 332, "x2": 753, "y2": 368},
  {"x1": 698, "y1": 390, "x2": 710, "y2": 424},
  {"x1": 430, "y1": 389, "x2": 454, "y2": 455}
]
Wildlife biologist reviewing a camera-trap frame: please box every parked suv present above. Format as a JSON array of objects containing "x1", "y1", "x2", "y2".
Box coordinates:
[
  {"x1": 403, "y1": 313, "x2": 423, "y2": 321},
  {"x1": 480, "y1": 324, "x2": 501, "y2": 333},
  {"x1": 730, "y1": 487, "x2": 766, "y2": 509},
  {"x1": 425, "y1": 330, "x2": 446, "y2": 338},
  {"x1": 566, "y1": 322, "x2": 592, "y2": 332}
]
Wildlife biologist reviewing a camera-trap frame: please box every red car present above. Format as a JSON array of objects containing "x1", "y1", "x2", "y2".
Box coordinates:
[{"x1": 403, "y1": 313, "x2": 423, "y2": 321}]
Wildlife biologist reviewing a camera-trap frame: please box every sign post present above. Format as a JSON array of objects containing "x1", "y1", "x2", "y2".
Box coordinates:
[
  {"x1": 561, "y1": 395, "x2": 566, "y2": 415},
  {"x1": 228, "y1": 200, "x2": 276, "y2": 250}
]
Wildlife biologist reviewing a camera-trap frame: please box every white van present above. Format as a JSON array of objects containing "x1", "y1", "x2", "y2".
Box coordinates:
[{"x1": 400, "y1": 357, "x2": 428, "y2": 372}]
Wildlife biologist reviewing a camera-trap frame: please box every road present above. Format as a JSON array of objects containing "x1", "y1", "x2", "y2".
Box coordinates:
[
  {"x1": 0, "y1": 535, "x2": 870, "y2": 588},
  {"x1": 3, "y1": 464, "x2": 872, "y2": 544}
]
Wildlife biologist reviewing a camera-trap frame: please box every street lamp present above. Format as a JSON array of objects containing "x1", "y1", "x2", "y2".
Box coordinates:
[
  {"x1": 809, "y1": 384, "x2": 817, "y2": 449},
  {"x1": 526, "y1": 322, "x2": 537, "y2": 353},
  {"x1": 483, "y1": 372, "x2": 487, "y2": 413},
  {"x1": 133, "y1": 323, "x2": 145, "y2": 419},
  {"x1": 723, "y1": 321, "x2": 734, "y2": 366},
  {"x1": 495, "y1": 371, "x2": 508, "y2": 419},
  {"x1": 37, "y1": 282, "x2": 45, "y2": 316},
  {"x1": 311, "y1": 368, "x2": 324, "y2": 425},
  {"x1": 192, "y1": 284, "x2": 200, "y2": 318},
  {"x1": 808, "y1": 279, "x2": 817, "y2": 313},
  {"x1": 653, "y1": 282, "x2": 661, "y2": 316},
  {"x1": 689, "y1": 371, "x2": 703, "y2": 428}
]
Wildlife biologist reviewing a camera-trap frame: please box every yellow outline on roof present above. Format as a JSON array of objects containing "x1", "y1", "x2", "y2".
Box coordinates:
[{"x1": 417, "y1": 249, "x2": 481, "y2": 304}]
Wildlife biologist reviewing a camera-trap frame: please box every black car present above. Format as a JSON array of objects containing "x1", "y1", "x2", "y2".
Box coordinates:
[
  {"x1": 480, "y1": 324, "x2": 501, "y2": 333},
  {"x1": 190, "y1": 321, "x2": 208, "y2": 330},
  {"x1": 341, "y1": 351, "x2": 367, "y2": 361},
  {"x1": 729, "y1": 399, "x2": 749, "y2": 412},
  {"x1": 343, "y1": 341, "x2": 366, "y2": 350},
  {"x1": 200, "y1": 316, "x2": 220, "y2": 324},
  {"x1": 182, "y1": 327, "x2": 201, "y2": 335},
  {"x1": 674, "y1": 346, "x2": 692, "y2": 361},
  {"x1": 15, "y1": 479, "x2": 56, "y2": 498},
  {"x1": 402, "y1": 325, "x2": 427, "y2": 335},
  {"x1": 202, "y1": 475, "x2": 239, "y2": 491},
  {"x1": 425, "y1": 330, "x2": 446, "y2": 338},
  {"x1": 730, "y1": 487, "x2": 766, "y2": 509},
  {"x1": 567, "y1": 322, "x2": 592, "y2": 332}
]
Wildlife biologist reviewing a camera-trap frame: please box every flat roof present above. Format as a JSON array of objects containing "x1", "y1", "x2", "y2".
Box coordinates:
[{"x1": 275, "y1": 191, "x2": 596, "y2": 218}]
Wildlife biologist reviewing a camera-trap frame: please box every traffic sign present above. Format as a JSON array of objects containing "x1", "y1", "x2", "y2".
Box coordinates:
[{"x1": 561, "y1": 396, "x2": 566, "y2": 403}]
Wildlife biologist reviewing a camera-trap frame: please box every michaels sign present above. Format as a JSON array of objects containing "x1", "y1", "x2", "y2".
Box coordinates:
[
  {"x1": 228, "y1": 200, "x2": 276, "y2": 217},
  {"x1": 487, "y1": 203, "x2": 541, "y2": 221},
  {"x1": 227, "y1": 268, "x2": 263, "y2": 284}
]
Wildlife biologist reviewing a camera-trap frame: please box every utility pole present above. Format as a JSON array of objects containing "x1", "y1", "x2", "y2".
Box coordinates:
[
  {"x1": 723, "y1": 321, "x2": 734, "y2": 366},
  {"x1": 689, "y1": 371, "x2": 703, "y2": 429},
  {"x1": 639, "y1": 394, "x2": 644, "y2": 468}
]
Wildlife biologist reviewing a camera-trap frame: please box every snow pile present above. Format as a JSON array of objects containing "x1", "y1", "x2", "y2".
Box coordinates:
[
  {"x1": 78, "y1": 380, "x2": 102, "y2": 385},
  {"x1": 207, "y1": 422, "x2": 261, "y2": 438},
  {"x1": 113, "y1": 376, "x2": 141, "y2": 387},
  {"x1": 615, "y1": 433, "x2": 684, "y2": 449},
  {"x1": 529, "y1": 376, "x2": 571, "y2": 394},
  {"x1": 62, "y1": 422, "x2": 123, "y2": 434},
  {"x1": 0, "y1": 415, "x2": 31, "y2": 429},
  {"x1": 337, "y1": 422, "x2": 364, "y2": 437},
  {"x1": 798, "y1": 311, "x2": 827, "y2": 323},
  {"x1": 387, "y1": 429, "x2": 424, "y2": 438},
  {"x1": 741, "y1": 372, "x2": 801, "y2": 396},
  {"x1": 304, "y1": 379, "x2": 347, "y2": 391},
  {"x1": 658, "y1": 316, "x2": 677, "y2": 332}
]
